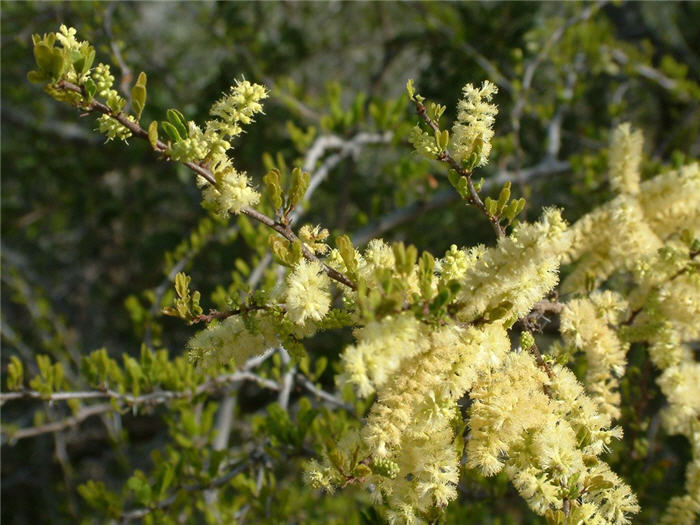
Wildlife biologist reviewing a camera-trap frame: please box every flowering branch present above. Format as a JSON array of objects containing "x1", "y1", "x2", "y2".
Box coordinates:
[
  {"x1": 53, "y1": 80, "x2": 356, "y2": 290},
  {"x1": 412, "y1": 98, "x2": 505, "y2": 238}
]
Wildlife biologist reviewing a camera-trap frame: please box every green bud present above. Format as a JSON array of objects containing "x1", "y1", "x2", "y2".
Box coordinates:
[
  {"x1": 496, "y1": 181, "x2": 511, "y2": 214},
  {"x1": 519, "y1": 331, "x2": 535, "y2": 350},
  {"x1": 371, "y1": 458, "x2": 400, "y2": 479},
  {"x1": 406, "y1": 79, "x2": 415, "y2": 100},
  {"x1": 336, "y1": 235, "x2": 357, "y2": 273}
]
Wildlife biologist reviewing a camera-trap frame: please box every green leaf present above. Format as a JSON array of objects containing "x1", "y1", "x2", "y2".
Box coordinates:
[
  {"x1": 485, "y1": 196, "x2": 497, "y2": 216},
  {"x1": 263, "y1": 168, "x2": 283, "y2": 210},
  {"x1": 166, "y1": 108, "x2": 187, "y2": 139},
  {"x1": 82, "y1": 48, "x2": 96, "y2": 75},
  {"x1": 434, "y1": 128, "x2": 449, "y2": 151},
  {"x1": 269, "y1": 235, "x2": 291, "y2": 266},
  {"x1": 47, "y1": 47, "x2": 67, "y2": 80},
  {"x1": 174, "y1": 272, "x2": 190, "y2": 298},
  {"x1": 289, "y1": 167, "x2": 310, "y2": 208},
  {"x1": 131, "y1": 72, "x2": 147, "y2": 120},
  {"x1": 27, "y1": 70, "x2": 47, "y2": 84},
  {"x1": 456, "y1": 176, "x2": 469, "y2": 199},
  {"x1": 148, "y1": 121, "x2": 159, "y2": 149},
  {"x1": 418, "y1": 252, "x2": 435, "y2": 301},
  {"x1": 7, "y1": 356, "x2": 24, "y2": 391},
  {"x1": 289, "y1": 239, "x2": 303, "y2": 266},
  {"x1": 161, "y1": 121, "x2": 182, "y2": 143},
  {"x1": 155, "y1": 464, "x2": 175, "y2": 499},
  {"x1": 33, "y1": 43, "x2": 54, "y2": 73},
  {"x1": 127, "y1": 474, "x2": 152, "y2": 506},
  {"x1": 84, "y1": 77, "x2": 97, "y2": 100}
]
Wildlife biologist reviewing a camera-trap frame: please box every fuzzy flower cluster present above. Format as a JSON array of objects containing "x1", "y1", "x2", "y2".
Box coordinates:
[
  {"x1": 285, "y1": 259, "x2": 331, "y2": 326},
  {"x1": 314, "y1": 319, "x2": 511, "y2": 523},
  {"x1": 608, "y1": 123, "x2": 644, "y2": 195},
  {"x1": 451, "y1": 80, "x2": 498, "y2": 167},
  {"x1": 560, "y1": 291, "x2": 629, "y2": 419},
  {"x1": 563, "y1": 124, "x2": 699, "y2": 292},
  {"x1": 317, "y1": 306, "x2": 638, "y2": 523},
  {"x1": 467, "y1": 352, "x2": 638, "y2": 523},
  {"x1": 201, "y1": 166, "x2": 260, "y2": 218},
  {"x1": 436, "y1": 243, "x2": 485, "y2": 283},
  {"x1": 563, "y1": 123, "x2": 700, "y2": 522},
  {"x1": 456, "y1": 207, "x2": 570, "y2": 322},
  {"x1": 187, "y1": 314, "x2": 276, "y2": 369},
  {"x1": 327, "y1": 239, "x2": 425, "y2": 303},
  {"x1": 298, "y1": 225, "x2": 330, "y2": 256},
  {"x1": 168, "y1": 122, "x2": 209, "y2": 163}
]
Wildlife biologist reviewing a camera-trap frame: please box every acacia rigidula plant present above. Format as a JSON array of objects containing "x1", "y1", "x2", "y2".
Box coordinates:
[{"x1": 15, "y1": 25, "x2": 700, "y2": 524}]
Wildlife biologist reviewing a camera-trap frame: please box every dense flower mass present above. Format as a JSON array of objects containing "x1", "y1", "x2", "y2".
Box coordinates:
[
  {"x1": 285, "y1": 259, "x2": 331, "y2": 326},
  {"x1": 451, "y1": 80, "x2": 499, "y2": 167},
  {"x1": 562, "y1": 124, "x2": 700, "y2": 524}
]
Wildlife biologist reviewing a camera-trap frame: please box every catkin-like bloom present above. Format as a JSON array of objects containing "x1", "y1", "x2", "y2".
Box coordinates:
[
  {"x1": 638, "y1": 162, "x2": 700, "y2": 239},
  {"x1": 362, "y1": 323, "x2": 509, "y2": 458},
  {"x1": 660, "y1": 457, "x2": 700, "y2": 524},
  {"x1": 657, "y1": 362, "x2": 700, "y2": 441},
  {"x1": 468, "y1": 353, "x2": 638, "y2": 523},
  {"x1": 457, "y1": 207, "x2": 569, "y2": 322},
  {"x1": 608, "y1": 123, "x2": 643, "y2": 195},
  {"x1": 187, "y1": 314, "x2": 275, "y2": 369},
  {"x1": 285, "y1": 259, "x2": 331, "y2": 326},
  {"x1": 340, "y1": 313, "x2": 427, "y2": 398},
  {"x1": 560, "y1": 294, "x2": 629, "y2": 419},
  {"x1": 563, "y1": 195, "x2": 662, "y2": 293},
  {"x1": 451, "y1": 81, "x2": 498, "y2": 167},
  {"x1": 208, "y1": 80, "x2": 268, "y2": 138}
]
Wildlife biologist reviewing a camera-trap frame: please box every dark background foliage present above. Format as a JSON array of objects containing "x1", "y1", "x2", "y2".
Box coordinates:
[{"x1": 2, "y1": 2, "x2": 699, "y2": 523}]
